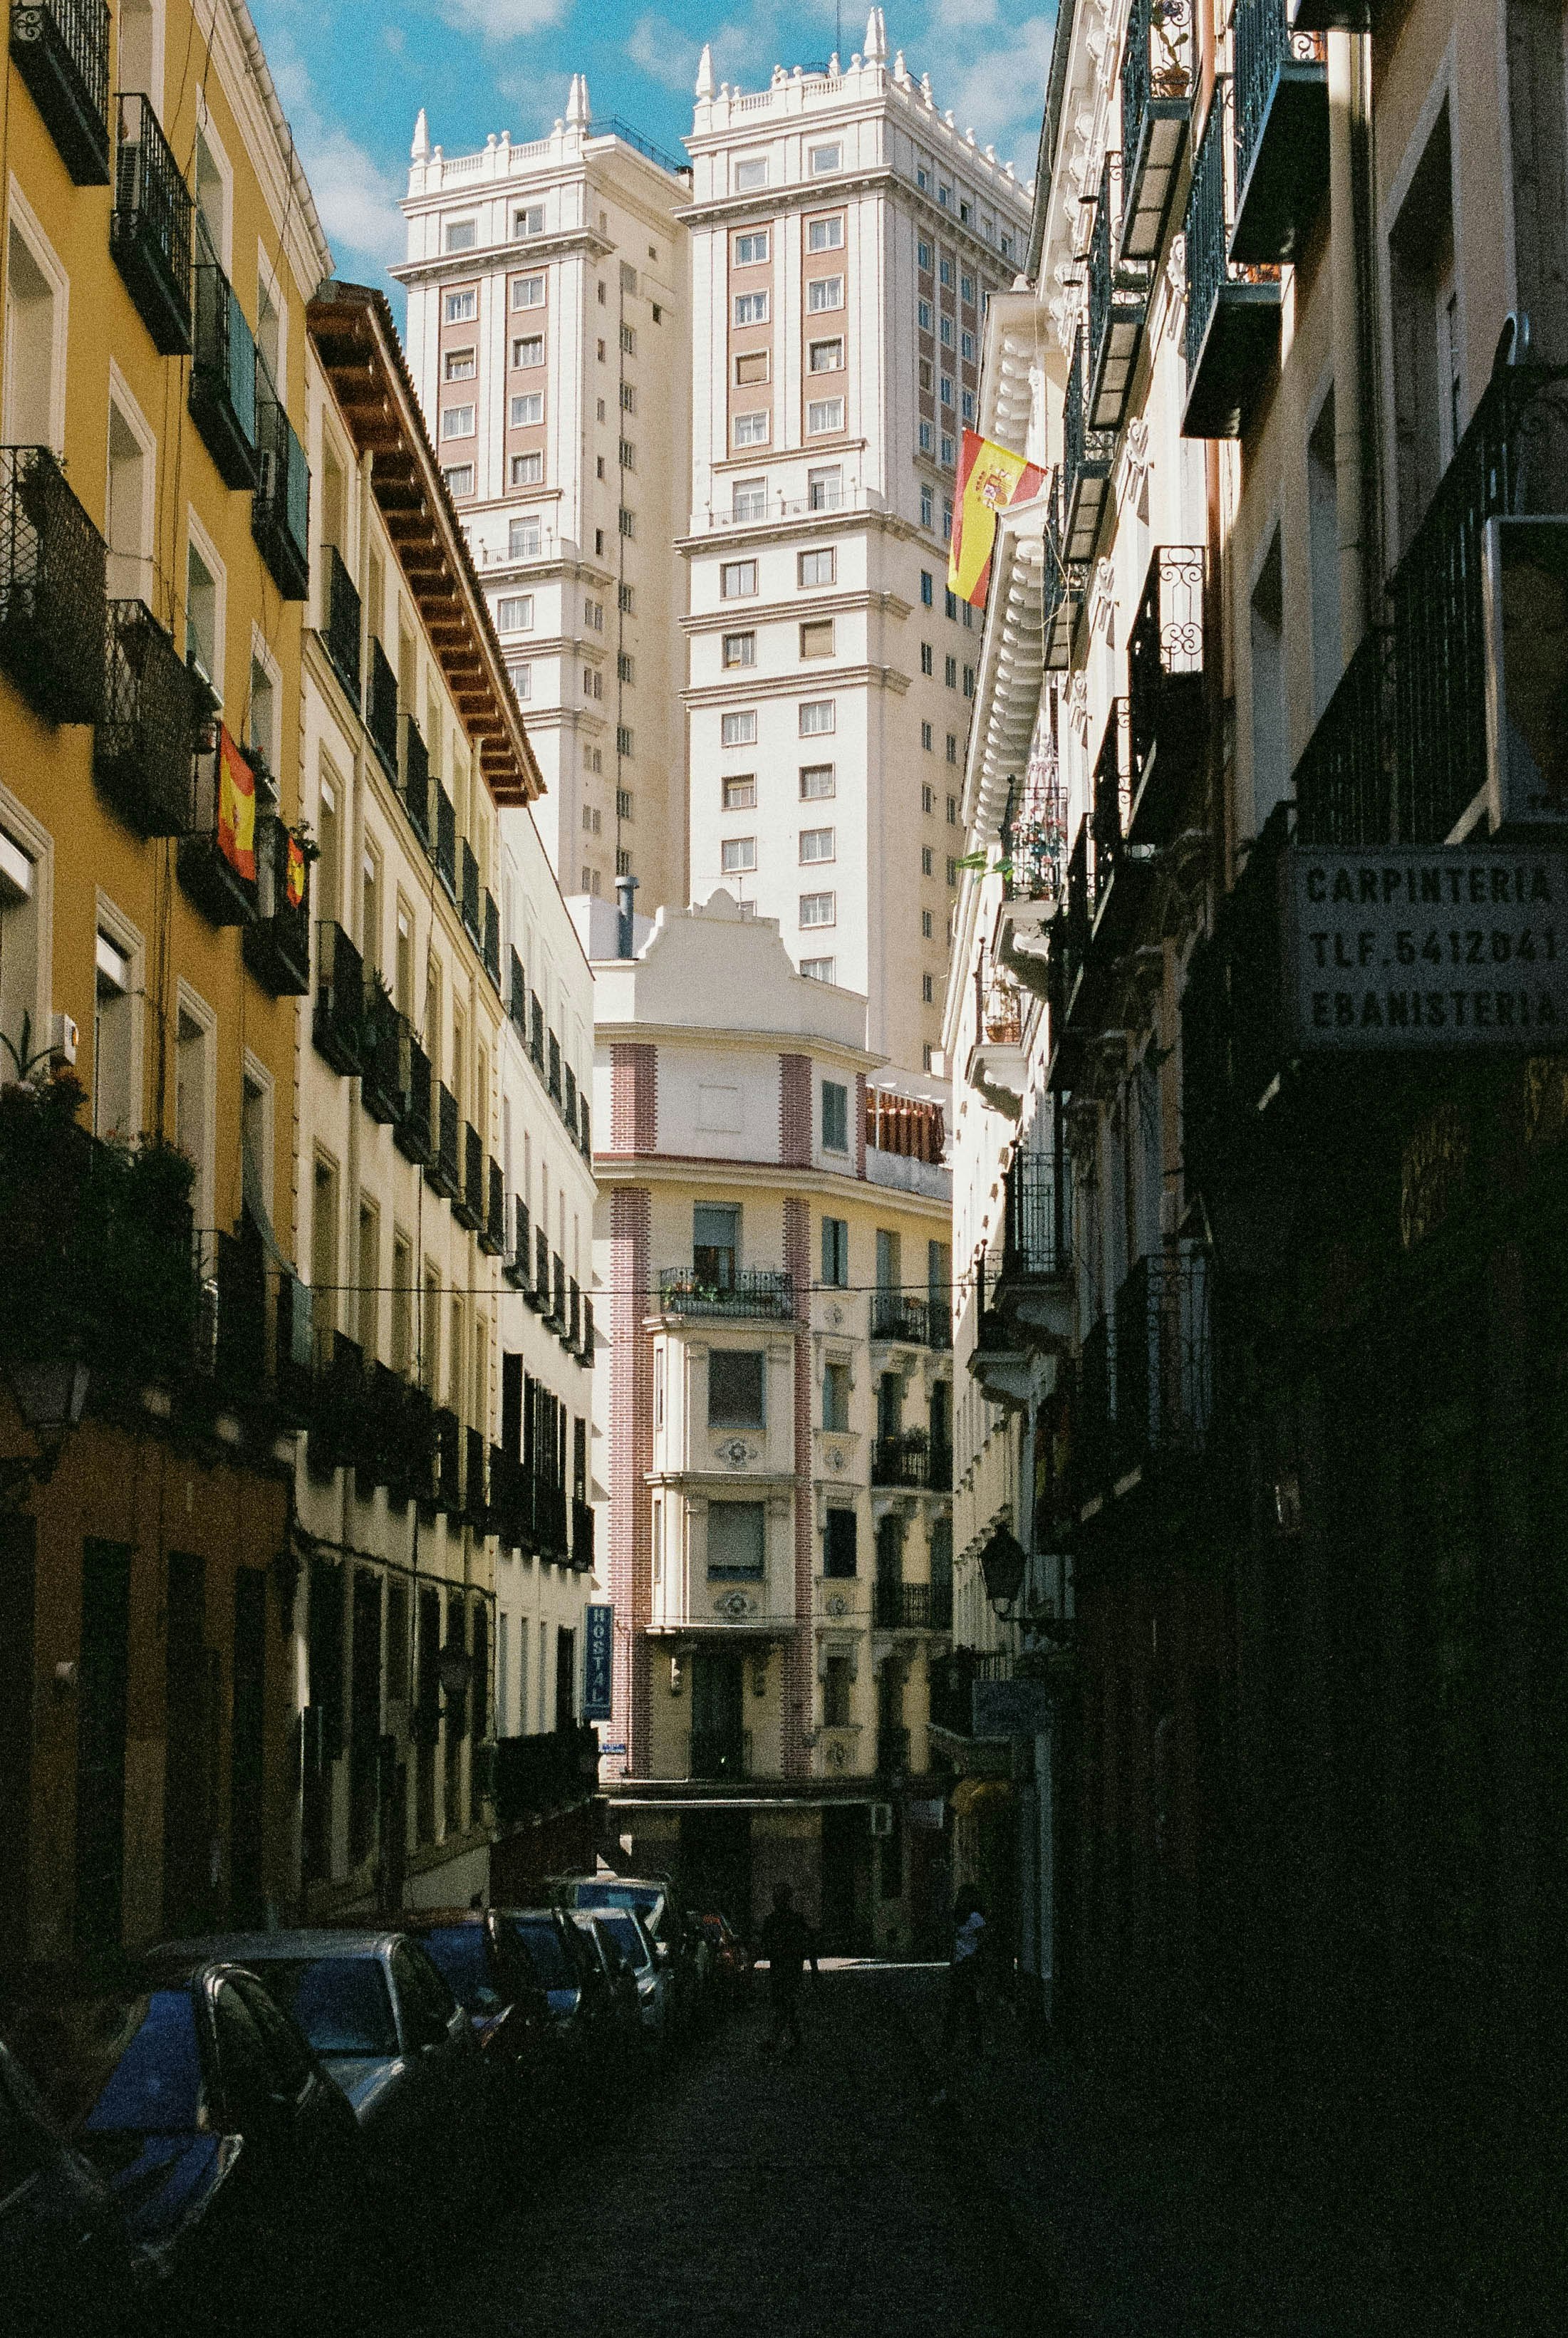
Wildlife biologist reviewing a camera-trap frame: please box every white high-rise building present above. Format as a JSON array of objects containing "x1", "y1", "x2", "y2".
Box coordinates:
[
  {"x1": 398, "y1": 83, "x2": 691, "y2": 913},
  {"x1": 682, "y1": 14, "x2": 1033, "y2": 1076}
]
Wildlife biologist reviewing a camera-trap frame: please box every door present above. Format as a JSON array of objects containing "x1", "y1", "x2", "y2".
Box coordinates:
[
  {"x1": 75, "y1": 1541, "x2": 132, "y2": 1949},
  {"x1": 0, "y1": 1514, "x2": 36, "y2": 1960},
  {"x1": 821, "y1": 1804, "x2": 868, "y2": 1953},
  {"x1": 680, "y1": 1807, "x2": 753, "y2": 1933},
  {"x1": 231, "y1": 1567, "x2": 266, "y2": 1926},
  {"x1": 163, "y1": 1552, "x2": 212, "y2": 1936},
  {"x1": 690, "y1": 1651, "x2": 746, "y2": 1778}
]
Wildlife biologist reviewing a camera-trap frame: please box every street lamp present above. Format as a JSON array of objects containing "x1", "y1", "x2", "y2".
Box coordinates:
[
  {"x1": 978, "y1": 1524, "x2": 1027, "y2": 1621},
  {"x1": 437, "y1": 1642, "x2": 474, "y2": 1709},
  {"x1": 1, "y1": 1357, "x2": 89, "y2": 1499}
]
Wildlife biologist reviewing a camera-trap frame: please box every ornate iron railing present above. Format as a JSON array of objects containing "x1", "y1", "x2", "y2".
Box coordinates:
[
  {"x1": 252, "y1": 367, "x2": 310, "y2": 600},
  {"x1": 460, "y1": 838, "x2": 481, "y2": 937},
  {"x1": 432, "y1": 1084, "x2": 460, "y2": 1200},
  {"x1": 873, "y1": 1581, "x2": 952, "y2": 1630},
  {"x1": 1127, "y1": 544, "x2": 1205, "y2": 795},
  {"x1": 313, "y1": 923, "x2": 364, "y2": 1076},
  {"x1": 111, "y1": 93, "x2": 192, "y2": 353},
  {"x1": 1112, "y1": 1248, "x2": 1212, "y2": 1469},
  {"x1": 1004, "y1": 1150, "x2": 1070, "y2": 1277},
  {"x1": 395, "y1": 1030, "x2": 432, "y2": 1164},
  {"x1": 321, "y1": 544, "x2": 360, "y2": 703},
  {"x1": 484, "y1": 891, "x2": 502, "y2": 987},
  {"x1": 1234, "y1": 0, "x2": 1324, "y2": 193},
  {"x1": 658, "y1": 1267, "x2": 794, "y2": 1319},
  {"x1": 190, "y1": 247, "x2": 258, "y2": 487},
  {"x1": 401, "y1": 713, "x2": 430, "y2": 841},
  {"x1": 435, "y1": 784, "x2": 457, "y2": 892},
  {"x1": 10, "y1": 0, "x2": 111, "y2": 185},
  {"x1": 0, "y1": 445, "x2": 107, "y2": 725},
  {"x1": 93, "y1": 596, "x2": 191, "y2": 827},
  {"x1": 1294, "y1": 625, "x2": 1393, "y2": 845},
  {"x1": 1090, "y1": 698, "x2": 1133, "y2": 913},
  {"x1": 365, "y1": 635, "x2": 398, "y2": 774},
  {"x1": 871, "y1": 1432, "x2": 952, "y2": 1490}
]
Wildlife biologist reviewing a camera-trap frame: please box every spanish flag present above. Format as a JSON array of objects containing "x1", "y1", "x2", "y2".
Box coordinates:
[
  {"x1": 285, "y1": 831, "x2": 307, "y2": 908},
  {"x1": 217, "y1": 728, "x2": 256, "y2": 882},
  {"x1": 947, "y1": 428, "x2": 1047, "y2": 608}
]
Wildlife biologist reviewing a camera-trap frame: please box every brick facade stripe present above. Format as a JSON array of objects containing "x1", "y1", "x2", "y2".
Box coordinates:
[
  {"x1": 855, "y1": 1071, "x2": 868, "y2": 1178},
  {"x1": 611, "y1": 1042, "x2": 657, "y2": 1153},
  {"x1": 779, "y1": 1051, "x2": 812, "y2": 1170},
  {"x1": 608, "y1": 1184, "x2": 653, "y2": 1777},
  {"x1": 784, "y1": 1193, "x2": 812, "y2": 1777}
]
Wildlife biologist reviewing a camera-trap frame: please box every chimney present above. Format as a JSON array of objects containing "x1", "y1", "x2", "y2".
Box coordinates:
[{"x1": 616, "y1": 872, "x2": 639, "y2": 959}]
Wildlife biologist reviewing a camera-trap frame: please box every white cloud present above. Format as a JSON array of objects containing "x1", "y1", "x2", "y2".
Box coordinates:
[
  {"x1": 435, "y1": 0, "x2": 567, "y2": 38},
  {"x1": 304, "y1": 126, "x2": 406, "y2": 267},
  {"x1": 626, "y1": 11, "x2": 702, "y2": 93}
]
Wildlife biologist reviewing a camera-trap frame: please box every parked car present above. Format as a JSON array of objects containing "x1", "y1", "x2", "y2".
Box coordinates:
[
  {"x1": 396, "y1": 1909, "x2": 556, "y2": 2126},
  {"x1": 163, "y1": 1931, "x2": 478, "y2": 2190},
  {"x1": 496, "y1": 1907, "x2": 627, "y2": 2101},
  {"x1": 0, "y1": 1953, "x2": 358, "y2": 2309},
  {"x1": 695, "y1": 1911, "x2": 753, "y2": 1997},
  {"x1": 549, "y1": 1873, "x2": 697, "y2": 2030},
  {"x1": 581, "y1": 1906, "x2": 675, "y2": 2042},
  {"x1": 0, "y1": 2031, "x2": 143, "y2": 2329},
  {"x1": 568, "y1": 1913, "x2": 648, "y2": 2059}
]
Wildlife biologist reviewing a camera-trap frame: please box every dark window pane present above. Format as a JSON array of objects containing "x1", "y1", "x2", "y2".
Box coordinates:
[
  {"x1": 420, "y1": 1926, "x2": 493, "y2": 2011},
  {"x1": 707, "y1": 1502, "x2": 765, "y2": 1579},
  {"x1": 79, "y1": 1991, "x2": 204, "y2": 2134},
  {"x1": 507, "y1": 1918, "x2": 569, "y2": 1989},
  {"x1": 709, "y1": 1350, "x2": 764, "y2": 1427},
  {"x1": 259, "y1": 1958, "x2": 398, "y2": 2057}
]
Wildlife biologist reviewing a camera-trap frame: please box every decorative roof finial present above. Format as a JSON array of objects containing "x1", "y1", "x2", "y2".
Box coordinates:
[
  {"x1": 695, "y1": 43, "x2": 715, "y2": 100},
  {"x1": 411, "y1": 108, "x2": 430, "y2": 163}
]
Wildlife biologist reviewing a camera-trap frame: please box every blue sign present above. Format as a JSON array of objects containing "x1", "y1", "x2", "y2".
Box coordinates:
[{"x1": 583, "y1": 1603, "x2": 614, "y2": 1720}]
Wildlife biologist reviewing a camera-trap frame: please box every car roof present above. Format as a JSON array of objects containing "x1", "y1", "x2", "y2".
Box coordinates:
[
  {"x1": 154, "y1": 1931, "x2": 402, "y2": 1960},
  {"x1": 397, "y1": 1909, "x2": 487, "y2": 1928},
  {"x1": 493, "y1": 1906, "x2": 565, "y2": 1922}
]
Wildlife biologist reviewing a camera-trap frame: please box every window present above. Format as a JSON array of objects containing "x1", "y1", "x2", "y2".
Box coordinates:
[
  {"x1": 799, "y1": 547, "x2": 835, "y2": 587},
  {"x1": 513, "y1": 333, "x2": 544, "y2": 367},
  {"x1": 918, "y1": 298, "x2": 933, "y2": 331},
  {"x1": 584, "y1": 598, "x2": 604, "y2": 630},
  {"x1": 734, "y1": 291, "x2": 769, "y2": 326},
  {"x1": 443, "y1": 463, "x2": 473, "y2": 498},
  {"x1": 824, "y1": 1508, "x2": 857, "y2": 1578},
  {"x1": 621, "y1": 381, "x2": 636, "y2": 412},
  {"x1": 734, "y1": 157, "x2": 769, "y2": 192},
  {"x1": 962, "y1": 664, "x2": 975, "y2": 697},
  {"x1": 916, "y1": 165, "x2": 930, "y2": 192},
  {"x1": 946, "y1": 734, "x2": 957, "y2": 764},
  {"x1": 515, "y1": 203, "x2": 545, "y2": 237},
  {"x1": 496, "y1": 593, "x2": 533, "y2": 632},
  {"x1": 721, "y1": 710, "x2": 758, "y2": 747},
  {"x1": 510, "y1": 452, "x2": 543, "y2": 487},
  {"x1": 806, "y1": 398, "x2": 844, "y2": 435},
  {"x1": 441, "y1": 403, "x2": 474, "y2": 438},
  {"x1": 920, "y1": 485, "x2": 934, "y2": 529},
  {"x1": 618, "y1": 582, "x2": 635, "y2": 613},
  {"x1": 734, "y1": 350, "x2": 770, "y2": 387},
  {"x1": 722, "y1": 774, "x2": 757, "y2": 809},
  {"x1": 799, "y1": 826, "x2": 834, "y2": 863},
  {"x1": 938, "y1": 184, "x2": 952, "y2": 211},
  {"x1": 185, "y1": 538, "x2": 218, "y2": 685},
  {"x1": 618, "y1": 652, "x2": 635, "y2": 683},
  {"x1": 961, "y1": 330, "x2": 975, "y2": 362},
  {"x1": 945, "y1": 588, "x2": 957, "y2": 620},
  {"x1": 821, "y1": 1079, "x2": 849, "y2": 1150},
  {"x1": 919, "y1": 570, "x2": 934, "y2": 609},
  {"x1": 707, "y1": 1502, "x2": 765, "y2": 1579},
  {"x1": 619, "y1": 439, "x2": 635, "y2": 471},
  {"x1": 917, "y1": 239, "x2": 933, "y2": 271},
  {"x1": 801, "y1": 955, "x2": 836, "y2": 982},
  {"x1": 722, "y1": 632, "x2": 756, "y2": 668},
  {"x1": 618, "y1": 506, "x2": 635, "y2": 537},
  {"x1": 799, "y1": 891, "x2": 836, "y2": 928},
  {"x1": 445, "y1": 219, "x2": 477, "y2": 252},
  {"x1": 694, "y1": 1201, "x2": 739, "y2": 1285},
  {"x1": 821, "y1": 1217, "x2": 849, "y2": 1286},
  {"x1": 809, "y1": 215, "x2": 844, "y2": 252},
  {"x1": 583, "y1": 806, "x2": 601, "y2": 834},
  {"x1": 947, "y1": 857, "x2": 958, "y2": 885},
  {"x1": 510, "y1": 393, "x2": 543, "y2": 427},
  {"x1": 621, "y1": 260, "x2": 638, "y2": 293},
  {"x1": 808, "y1": 276, "x2": 844, "y2": 312},
  {"x1": 722, "y1": 560, "x2": 758, "y2": 598},
  {"x1": 799, "y1": 700, "x2": 835, "y2": 737},
  {"x1": 921, "y1": 848, "x2": 933, "y2": 877},
  {"x1": 962, "y1": 390, "x2": 975, "y2": 423},
  {"x1": 799, "y1": 763, "x2": 835, "y2": 799},
  {"x1": 620, "y1": 322, "x2": 635, "y2": 354},
  {"x1": 940, "y1": 256, "x2": 955, "y2": 289},
  {"x1": 616, "y1": 787, "x2": 634, "y2": 819},
  {"x1": 922, "y1": 972, "x2": 935, "y2": 1002},
  {"x1": 919, "y1": 421, "x2": 933, "y2": 454},
  {"x1": 940, "y1": 316, "x2": 954, "y2": 349},
  {"x1": 616, "y1": 724, "x2": 635, "y2": 757},
  {"x1": 809, "y1": 143, "x2": 841, "y2": 174},
  {"x1": 732, "y1": 478, "x2": 767, "y2": 520},
  {"x1": 945, "y1": 655, "x2": 957, "y2": 687},
  {"x1": 582, "y1": 665, "x2": 602, "y2": 700},
  {"x1": 943, "y1": 497, "x2": 954, "y2": 541},
  {"x1": 921, "y1": 721, "x2": 933, "y2": 750},
  {"x1": 734, "y1": 229, "x2": 770, "y2": 265},
  {"x1": 947, "y1": 795, "x2": 958, "y2": 823},
  {"x1": 508, "y1": 660, "x2": 532, "y2": 700},
  {"x1": 709, "y1": 1351, "x2": 765, "y2": 1428},
  {"x1": 616, "y1": 847, "x2": 632, "y2": 876},
  {"x1": 445, "y1": 348, "x2": 475, "y2": 381},
  {"x1": 808, "y1": 338, "x2": 844, "y2": 373},
  {"x1": 512, "y1": 274, "x2": 545, "y2": 308},
  {"x1": 939, "y1": 377, "x2": 953, "y2": 410},
  {"x1": 920, "y1": 906, "x2": 933, "y2": 934},
  {"x1": 734, "y1": 411, "x2": 769, "y2": 446},
  {"x1": 92, "y1": 928, "x2": 134, "y2": 1141},
  {"x1": 799, "y1": 620, "x2": 834, "y2": 659},
  {"x1": 922, "y1": 784, "x2": 934, "y2": 813},
  {"x1": 444, "y1": 289, "x2": 476, "y2": 323},
  {"x1": 808, "y1": 467, "x2": 841, "y2": 509},
  {"x1": 920, "y1": 642, "x2": 933, "y2": 675}
]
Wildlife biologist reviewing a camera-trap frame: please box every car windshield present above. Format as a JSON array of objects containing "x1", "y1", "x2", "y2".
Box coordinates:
[
  {"x1": 253, "y1": 1958, "x2": 398, "y2": 2057},
  {"x1": 507, "y1": 1919, "x2": 570, "y2": 1991},
  {"x1": 594, "y1": 1912, "x2": 652, "y2": 1973},
  {"x1": 576, "y1": 1884, "x2": 660, "y2": 1922},
  {"x1": 419, "y1": 1928, "x2": 493, "y2": 2012},
  {"x1": 4, "y1": 1989, "x2": 206, "y2": 2139}
]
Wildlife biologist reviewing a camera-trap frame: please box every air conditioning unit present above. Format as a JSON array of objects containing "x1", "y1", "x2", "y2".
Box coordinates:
[{"x1": 870, "y1": 1801, "x2": 893, "y2": 1837}]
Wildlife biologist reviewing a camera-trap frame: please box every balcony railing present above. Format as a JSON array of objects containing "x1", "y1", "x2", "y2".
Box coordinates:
[
  {"x1": 464, "y1": 1425, "x2": 488, "y2": 1529},
  {"x1": 1391, "y1": 363, "x2": 1568, "y2": 845},
  {"x1": 1077, "y1": 1314, "x2": 1116, "y2": 1500},
  {"x1": 504, "y1": 1196, "x2": 531, "y2": 1290},
  {"x1": 360, "y1": 987, "x2": 402, "y2": 1126},
  {"x1": 1127, "y1": 544, "x2": 1207, "y2": 845},
  {"x1": 435, "y1": 783, "x2": 457, "y2": 894},
  {"x1": 549, "y1": 1252, "x2": 567, "y2": 1328},
  {"x1": 9, "y1": 0, "x2": 111, "y2": 184},
  {"x1": 566, "y1": 1276, "x2": 582, "y2": 1353},
  {"x1": 395, "y1": 1030, "x2": 433, "y2": 1165},
  {"x1": 582, "y1": 1298, "x2": 596, "y2": 1364},
  {"x1": 1042, "y1": 466, "x2": 1084, "y2": 672},
  {"x1": 1232, "y1": 0, "x2": 1328, "y2": 266},
  {"x1": 252, "y1": 368, "x2": 310, "y2": 601},
  {"x1": 432, "y1": 1406, "x2": 463, "y2": 1514},
  {"x1": 509, "y1": 947, "x2": 528, "y2": 1034},
  {"x1": 190, "y1": 246, "x2": 258, "y2": 488},
  {"x1": 365, "y1": 635, "x2": 398, "y2": 776},
  {"x1": 572, "y1": 1496, "x2": 595, "y2": 1572},
  {"x1": 321, "y1": 544, "x2": 361, "y2": 704},
  {"x1": 1179, "y1": 804, "x2": 1291, "y2": 1193},
  {"x1": 1063, "y1": 326, "x2": 1115, "y2": 566},
  {"x1": 1119, "y1": 0, "x2": 1191, "y2": 261},
  {"x1": 1183, "y1": 79, "x2": 1282, "y2": 440},
  {"x1": 547, "y1": 1032, "x2": 563, "y2": 1105},
  {"x1": 873, "y1": 1581, "x2": 953, "y2": 1631},
  {"x1": 481, "y1": 1158, "x2": 507, "y2": 1255},
  {"x1": 658, "y1": 1267, "x2": 795, "y2": 1320},
  {"x1": 870, "y1": 1289, "x2": 950, "y2": 1348},
  {"x1": 452, "y1": 1124, "x2": 482, "y2": 1230},
  {"x1": 93, "y1": 597, "x2": 191, "y2": 829},
  {"x1": 0, "y1": 446, "x2": 107, "y2": 727},
  {"x1": 533, "y1": 1225, "x2": 551, "y2": 1308},
  {"x1": 1086, "y1": 152, "x2": 1150, "y2": 431},
  {"x1": 1294, "y1": 625, "x2": 1393, "y2": 846},
  {"x1": 111, "y1": 93, "x2": 192, "y2": 353},
  {"x1": 242, "y1": 814, "x2": 311, "y2": 994},
  {"x1": 178, "y1": 730, "x2": 259, "y2": 925},
  {"x1": 494, "y1": 1725, "x2": 598, "y2": 1824},
  {"x1": 429, "y1": 1084, "x2": 461, "y2": 1200},
  {"x1": 483, "y1": 891, "x2": 502, "y2": 989},
  {"x1": 871, "y1": 1431, "x2": 953, "y2": 1490},
  {"x1": 401, "y1": 712, "x2": 430, "y2": 842},
  {"x1": 1111, "y1": 1248, "x2": 1213, "y2": 1472},
  {"x1": 313, "y1": 923, "x2": 364, "y2": 1076},
  {"x1": 1004, "y1": 1150, "x2": 1070, "y2": 1279}
]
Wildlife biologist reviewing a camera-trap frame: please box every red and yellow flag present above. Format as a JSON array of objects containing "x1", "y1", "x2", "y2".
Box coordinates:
[
  {"x1": 217, "y1": 728, "x2": 256, "y2": 882},
  {"x1": 947, "y1": 428, "x2": 1047, "y2": 608},
  {"x1": 285, "y1": 831, "x2": 307, "y2": 908}
]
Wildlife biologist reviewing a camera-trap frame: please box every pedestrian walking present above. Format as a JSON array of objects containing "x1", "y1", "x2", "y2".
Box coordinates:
[
  {"x1": 942, "y1": 1890, "x2": 989, "y2": 2058},
  {"x1": 757, "y1": 1884, "x2": 819, "y2": 2057}
]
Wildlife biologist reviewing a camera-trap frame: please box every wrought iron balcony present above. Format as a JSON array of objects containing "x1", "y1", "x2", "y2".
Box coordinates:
[
  {"x1": 363, "y1": 635, "x2": 397, "y2": 776},
  {"x1": 395, "y1": 1029, "x2": 433, "y2": 1164},
  {"x1": 572, "y1": 1496, "x2": 596, "y2": 1572},
  {"x1": 1178, "y1": 802, "x2": 1291, "y2": 1195},
  {"x1": 504, "y1": 1196, "x2": 531, "y2": 1290},
  {"x1": 320, "y1": 544, "x2": 360, "y2": 703},
  {"x1": 1183, "y1": 78, "x2": 1281, "y2": 440},
  {"x1": 400, "y1": 712, "x2": 430, "y2": 842},
  {"x1": 1119, "y1": 0, "x2": 1191, "y2": 261},
  {"x1": 872, "y1": 1431, "x2": 952, "y2": 1490},
  {"x1": 580, "y1": 1098, "x2": 593, "y2": 1158},
  {"x1": 388, "y1": 1383, "x2": 436, "y2": 1507},
  {"x1": 657, "y1": 1267, "x2": 795, "y2": 1320},
  {"x1": 566, "y1": 1276, "x2": 582, "y2": 1352},
  {"x1": 1127, "y1": 544, "x2": 1208, "y2": 846},
  {"x1": 533, "y1": 1225, "x2": 551, "y2": 1309},
  {"x1": 464, "y1": 1424, "x2": 488, "y2": 1529},
  {"x1": 435, "y1": 783, "x2": 457, "y2": 894},
  {"x1": 529, "y1": 994, "x2": 545, "y2": 1070},
  {"x1": 1042, "y1": 467, "x2": 1084, "y2": 671},
  {"x1": 1076, "y1": 1314, "x2": 1117, "y2": 1500},
  {"x1": 550, "y1": 1252, "x2": 567, "y2": 1328},
  {"x1": 360, "y1": 985, "x2": 402, "y2": 1126},
  {"x1": 489, "y1": 1448, "x2": 527, "y2": 1548},
  {"x1": 1086, "y1": 698, "x2": 1151, "y2": 967},
  {"x1": 547, "y1": 1031, "x2": 563, "y2": 1105},
  {"x1": 450, "y1": 1121, "x2": 482, "y2": 1229},
  {"x1": 111, "y1": 94, "x2": 192, "y2": 353},
  {"x1": 178, "y1": 729, "x2": 259, "y2": 925},
  {"x1": 190, "y1": 246, "x2": 258, "y2": 487},
  {"x1": 1004, "y1": 1150, "x2": 1071, "y2": 1279},
  {"x1": 313, "y1": 921, "x2": 364, "y2": 1076},
  {"x1": 460, "y1": 838, "x2": 481, "y2": 940},
  {"x1": 581, "y1": 1295, "x2": 596, "y2": 1363},
  {"x1": 11, "y1": 0, "x2": 111, "y2": 185},
  {"x1": 509, "y1": 947, "x2": 527, "y2": 1035},
  {"x1": 873, "y1": 1581, "x2": 952, "y2": 1631},
  {"x1": 1063, "y1": 326, "x2": 1114, "y2": 566},
  {"x1": 1232, "y1": 0, "x2": 1328, "y2": 265},
  {"x1": 1390, "y1": 362, "x2": 1568, "y2": 846},
  {"x1": 533, "y1": 1472, "x2": 570, "y2": 1563},
  {"x1": 483, "y1": 891, "x2": 502, "y2": 989},
  {"x1": 252, "y1": 368, "x2": 310, "y2": 601},
  {"x1": 1294, "y1": 625, "x2": 1393, "y2": 846},
  {"x1": 432, "y1": 1405, "x2": 463, "y2": 1514},
  {"x1": 1087, "y1": 153, "x2": 1150, "y2": 431},
  {"x1": 1111, "y1": 1248, "x2": 1213, "y2": 1473},
  {"x1": 480, "y1": 1158, "x2": 507, "y2": 1255},
  {"x1": 427, "y1": 1083, "x2": 460, "y2": 1200},
  {"x1": 0, "y1": 446, "x2": 107, "y2": 726},
  {"x1": 242, "y1": 814, "x2": 311, "y2": 994},
  {"x1": 307, "y1": 1331, "x2": 373, "y2": 1478},
  {"x1": 93, "y1": 597, "x2": 190, "y2": 828}
]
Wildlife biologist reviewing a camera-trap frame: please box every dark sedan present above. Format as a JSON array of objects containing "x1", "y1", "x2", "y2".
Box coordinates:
[
  {"x1": 0, "y1": 2032, "x2": 142, "y2": 2329},
  {"x1": 496, "y1": 1907, "x2": 628, "y2": 2101},
  {"x1": 398, "y1": 1909, "x2": 558, "y2": 2126}
]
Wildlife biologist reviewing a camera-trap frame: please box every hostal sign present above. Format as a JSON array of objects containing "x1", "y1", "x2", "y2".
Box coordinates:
[{"x1": 1284, "y1": 848, "x2": 1568, "y2": 1046}]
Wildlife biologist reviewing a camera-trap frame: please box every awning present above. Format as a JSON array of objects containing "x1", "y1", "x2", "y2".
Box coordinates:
[{"x1": 950, "y1": 1776, "x2": 1014, "y2": 1819}]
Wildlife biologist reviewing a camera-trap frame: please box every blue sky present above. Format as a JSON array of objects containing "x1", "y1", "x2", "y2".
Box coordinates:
[{"x1": 249, "y1": 1, "x2": 1054, "y2": 291}]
